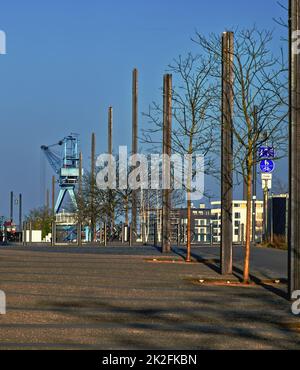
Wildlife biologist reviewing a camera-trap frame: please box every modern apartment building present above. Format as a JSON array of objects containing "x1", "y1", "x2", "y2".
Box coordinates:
[
  {"x1": 145, "y1": 205, "x2": 216, "y2": 244},
  {"x1": 210, "y1": 200, "x2": 264, "y2": 243}
]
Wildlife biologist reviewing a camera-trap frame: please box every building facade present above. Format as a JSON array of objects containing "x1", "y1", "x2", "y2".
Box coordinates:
[
  {"x1": 145, "y1": 205, "x2": 217, "y2": 244},
  {"x1": 268, "y1": 194, "x2": 288, "y2": 243},
  {"x1": 210, "y1": 200, "x2": 264, "y2": 243}
]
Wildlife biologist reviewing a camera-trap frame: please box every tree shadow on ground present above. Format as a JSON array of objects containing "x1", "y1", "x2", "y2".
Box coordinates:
[
  {"x1": 172, "y1": 246, "x2": 288, "y2": 300},
  {"x1": 37, "y1": 291, "x2": 300, "y2": 350}
]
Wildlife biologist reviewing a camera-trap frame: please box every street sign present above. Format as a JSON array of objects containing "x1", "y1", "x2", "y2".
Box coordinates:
[
  {"x1": 258, "y1": 146, "x2": 275, "y2": 159},
  {"x1": 261, "y1": 173, "x2": 272, "y2": 180},
  {"x1": 260, "y1": 159, "x2": 275, "y2": 173},
  {"x1": 261, "y1": 173, "x2": 272, "y2": 190}
]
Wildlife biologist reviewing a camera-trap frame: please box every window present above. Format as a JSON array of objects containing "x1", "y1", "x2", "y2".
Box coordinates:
[
  {"x1": 235, "y1": 221, "x2": 240, "y2": 227},
  {"x1": 235, "y1": 213, "x2": 241, "y2": 219}
]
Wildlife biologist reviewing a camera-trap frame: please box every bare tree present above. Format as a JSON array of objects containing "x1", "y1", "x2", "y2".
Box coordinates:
[
  {"x1": 75, "y1": 171, "x2": 120, "y2": 242},
  {"x1": 273, "y1": 1, "x2": 288, "y2": 32},
  {"x1": 273, "y1": 176, "x2": 288, "y2": 194},
  {"x1": 193, "y1": 27, "x2": 288, "y2": 282},
  {"x1": 143, "y1": 53, "x2": 218, "y2": 259}
]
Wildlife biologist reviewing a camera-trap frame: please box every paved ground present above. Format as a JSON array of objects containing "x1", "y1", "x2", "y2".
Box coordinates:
[{"x1": 0, "y1": 244, "x2": 299, "y2": 350}]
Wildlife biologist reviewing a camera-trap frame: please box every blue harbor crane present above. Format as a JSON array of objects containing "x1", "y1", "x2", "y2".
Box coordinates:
[{"x1": 41, "y1": 134, "x2": 80, "y2": 214}]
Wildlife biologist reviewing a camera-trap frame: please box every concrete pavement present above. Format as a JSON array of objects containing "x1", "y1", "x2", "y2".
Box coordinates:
[{"x1": 0, "y1": 245, "x2": 298, "y2": 349}]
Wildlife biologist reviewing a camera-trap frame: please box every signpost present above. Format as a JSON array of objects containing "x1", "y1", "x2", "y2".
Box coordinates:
[
  {"x1": 259, "y1": 146, "x2": 275, "y2": 175},
  {"x1": 261, "y1": 173, "x2": 272, "y2": 190},
  {"x1": 258, "y1": 146, "x2": 275, "y2": 159},
  {"x1": 260, "y1": 159, "x2": 275, "y2": 174},
  {"x1": 259, "y1": 146, "x2": 275, "y2": 242}
]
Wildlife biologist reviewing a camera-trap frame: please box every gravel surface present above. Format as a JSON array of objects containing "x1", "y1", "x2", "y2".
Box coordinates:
[{"x1": 0, "y1": 245, "x2": 298, "y2": 350}]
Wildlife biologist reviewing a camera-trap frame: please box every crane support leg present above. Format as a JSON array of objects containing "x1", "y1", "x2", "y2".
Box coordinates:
[
  {"x1": 68, "y1": 188, "x2": 77, "y2": 210},
  {"x1": 55, "y1": 189, "x2": 68, "y2": 214},
  {"x1": 54, "y1": 187, "x2": 78, "y2": 214}
]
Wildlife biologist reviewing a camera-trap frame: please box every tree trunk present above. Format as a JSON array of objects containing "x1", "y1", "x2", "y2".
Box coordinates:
[{"x1": 243, "y1": 167, "x2": 253, "y2": 283}]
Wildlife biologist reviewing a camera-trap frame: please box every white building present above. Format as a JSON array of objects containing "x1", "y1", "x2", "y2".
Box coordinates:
[
  {"x1": 55, "y1": 211, "x2": 77, "y2": 225},
  {"x1": 24, "y1": 230, "x2": 42, "y2": 243},
  {"x1": 211, "y1": 200, "x2": 263, "y2": 243}
]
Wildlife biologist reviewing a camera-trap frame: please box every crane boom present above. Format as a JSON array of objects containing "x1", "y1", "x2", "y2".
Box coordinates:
[{"x1": 40, "y1": 145, "x2": 62, "y2": 174}]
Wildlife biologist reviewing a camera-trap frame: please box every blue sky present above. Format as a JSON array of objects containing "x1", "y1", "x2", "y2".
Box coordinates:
[{"x1": 0, "y1": 0, "x2": 288, "y2": 218}]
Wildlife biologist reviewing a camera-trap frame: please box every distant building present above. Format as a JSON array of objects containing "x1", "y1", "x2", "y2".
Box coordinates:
[
  {"x1": 55, "y1": 211, "x2": 77, "y2": 243},
  {"x1": 55, "y1": 211, "x2": 77, "y2": 225},
  {"x1": 145, "y1": 205, "x2": 217, "y2": 244},
  {"x1": 172, "y1": 205, "x2": 217, "y2": 243},
  {"x1": 24, "y1": 230, "x2": 43, "y2": 243},
  {"x1": 210, "y1": 200, "x2": 264, "y2": 243},
  {"x1": 268, "y1": 194, "x2": 288, "y2": 242}
]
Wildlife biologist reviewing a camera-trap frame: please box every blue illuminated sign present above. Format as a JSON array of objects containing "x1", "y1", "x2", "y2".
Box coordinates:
[
  {"x1": 260, "y1": 159, "x2": 275, "y2": 173},
  {"x1": 258, "y1": 146, "x2": 275, "y2": 159}
]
